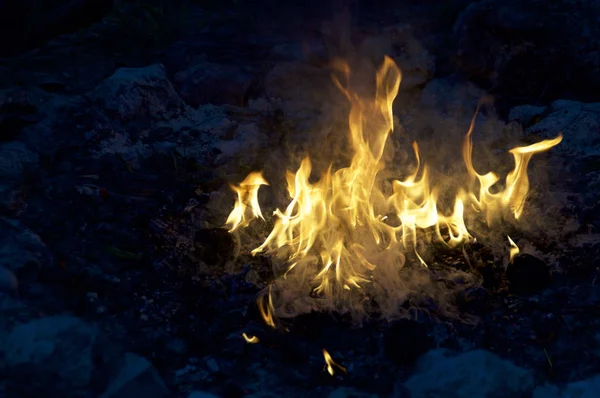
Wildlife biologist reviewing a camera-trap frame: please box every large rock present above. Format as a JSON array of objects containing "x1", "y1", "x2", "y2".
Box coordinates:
[
  {"x1": 383, "y1": 24, "x2": 435, "y2": 90},
  {"x1": 533, "y1": 375, "x2": 600, "y2": 398},
  {"x1": 0, "y1": 141, "x2": 40, "y2": 213},
  {"x1": 420, "y1": 76, "x2": 485, "y2": 116},
  {"x1": 454, "y1": 0, "x2": 600, "y2": 100},
  {"x1": 509, "y1": 99, "x2": 600, "y2": 232},
  {"x1": 0, "y1": 217, "x2": 53, "y2": 277},
  {"x1": 173, "y1": 60, "x2": 255, "y2": 107},
  {"x1": 521, "y1": 100, "x2": 600, "y2": 156},
  {"x1": 88, "y1": 64, "x2": 189, "y2": 122},
  {"x1": 404, "y1": 349, "x2": 534, "y2": 398},
  {"x1": 87, "y1": 103, "x2": 237, "y2": 170},
  {"x1": 0, "y1": 141, "x2": 39, "y2": 180},
  {"x1": 0, "y1": 316, "x2": 98, "y2": 395},
  {"x1": 100, "y1": 353, "x2": 171, "y2": 398}
]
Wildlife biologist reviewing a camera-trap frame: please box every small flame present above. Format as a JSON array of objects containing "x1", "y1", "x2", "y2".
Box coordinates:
[
  {"x1": 226, "y1": 56, "x2": 561, "y2": 317},
  {"x1": 226, "y1": 172, "x2": 269, "y2": 232},
  {"x1": 323, "y1": 349, "x2": 346, "y2": 376},
  {"x1": 242, "y1": 333, "x2": 260, "y2": 344},
  {"x1": 257, "y1": 286, "x2": 276, "y2": 328},
  {"x1": 507, "y1": 236, "x2": 519, "y2": 263}
]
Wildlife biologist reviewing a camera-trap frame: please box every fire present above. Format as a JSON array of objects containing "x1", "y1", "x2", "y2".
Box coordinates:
[
  {"x1": 226, "y1": 56, "x2": 561, "y2": 318},
  {"x1": 225, "y1": 172, "x2": 269, "y2": 232},
  {"x1": 507, "y1": 236, "x2": 519, "y2": 263},
  {"x1": 242, "y1": 333, "x2": 260, "y2": 344},
  {"x1": 323, "y1": 349, "x2": 346, "y2": 376}
]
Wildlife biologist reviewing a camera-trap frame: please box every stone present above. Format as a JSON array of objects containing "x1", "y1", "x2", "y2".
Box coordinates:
[
  {"x1": 533, "y1": 375, "x2": 600, "y2": 398},
  {"x1": 454, "y1": 0, "x2": 600, "y2": 100},
  {"x1": 0, "y1": 217, "x2": 53, "y2": 276},
  {"x1": 88, "y1": 64, "x2": 189, "y2": 122},
  {"x1": 0, "y1": 141, "x2": 39, "y2": 180},
  {"x1": 327, "y1": 387, "x2": 379, "y2": 398},
  {"x1": 404, "y1": 349, "x2": 534, "y2": 398},
  {"x1": 384, "y1": 24, "x2": 435, "y2": 90},
  {"x1": 0, "y1": 316, "x2": 97, "y2": 394},
  {"x1": 173, "y1": 60, "x2": 254, "y2": 107},
  {"x1": 419, "y1": 76, "x2": 486, "y2": 116},
  {"x1": 524, "y1": 100, "x2": 600, "y2": 156},
  {"x1": 188, "y1": 391, "x2": 221, "y2": 398},
  {"x1": 0, "y1": 266, "x2": 18, "y2": 293},
  {"x1": 100, "y1": 353, "x2": 172, "y2": 398},
  {"x1": 508, "y1": 104, "x2": 547, "y2": 126}
]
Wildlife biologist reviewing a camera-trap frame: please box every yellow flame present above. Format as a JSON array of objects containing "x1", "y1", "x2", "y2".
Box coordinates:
[
  {"x1": 226, "y1": 172, "x2": 269, "y2": 232},
  {"x1": 323, "y1": 349, "x2": 346, "y2": 376},
  {"x1": 507, "y1": 236, "x2": 519, "y2": 263},
  {"x1": 226, "y1": 56, "x2": 561, "y2": 313},
  {"x1": 257, "y1": 286, "x2": 276, "y2": 328},
  {"x1": 242, "y1": 333, "x2": 260, "y2": 344}
]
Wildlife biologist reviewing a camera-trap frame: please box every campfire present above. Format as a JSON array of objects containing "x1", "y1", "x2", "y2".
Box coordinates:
[{"x1": 225, "y1": 56, "x2": 562, "y2": 322}]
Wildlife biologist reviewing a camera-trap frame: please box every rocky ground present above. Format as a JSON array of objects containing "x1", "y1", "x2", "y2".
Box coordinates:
[{"x1": 1, "y1": 1, "x2": 600, "y2": 397}]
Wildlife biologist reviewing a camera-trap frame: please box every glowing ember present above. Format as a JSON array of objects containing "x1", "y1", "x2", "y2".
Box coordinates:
[
  {"x1": 323, "y1": 349, "x2": 346, "y2": 376},
  {"x1": 226, "y1": 56, "x2": 561, "y2": 319}
]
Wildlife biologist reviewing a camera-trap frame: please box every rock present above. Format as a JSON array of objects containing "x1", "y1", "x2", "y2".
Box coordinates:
[
  {"x1": 89, "y1": 104, "x2": 234, "y2": 170},
  {"x1": 419, "y1": 76, "x2": 485, "y2": 116},
  {"x1": 404, "y1": 349, "x2": 534, "y2": 398},
  {"x1": 188, "y1": 391, "x2": 221, "y2": 398},
  {"x1": 264, "y1": 60, "x2": 348, "y2": 133},
  {"x1": 327, "y1": 387, "x2": 379, "y2": 398},
  {"x1": 100, "y1": 353, "x2": 172, "y2": 398},
  {"x1": 532, "y1": 384, "x2": 561, "y2": 398},
  {"x1": 0, "y1": 316, "x2": 97, "y2": 394},
  {"x1": 173, "y1": 60, "x2": 255, "y2": 107},
  {"x1": 384, "y1": 24, "x2": 435, "y2": 90},
  {"x1": 505, "y1": 253, "x2": 550, "y2": 296},
  {"x1": 453, "y1": 0, "x2": 600, "y2": 100},
  {"x1": 533, "y1": 375, "x2": 600, "y2": 398},
  {"x1": 214, "y1": 122, "x2": 268, "y2": 170},
  {"x1": 0, "y1": 218, "x2": 53, "y2": 278},
  {"x1": 508, "y1": 104, "x2": 547, "y2": 126},
  {"x1": 0, "y1": 141, "x2": 39, "y2": 180},
  {"x1": 524, "y1": 100, "x2": 600, "y2": 156},
  {"x1": 89, "y1": 64, "x2": 189, "y2": 122},
  {"x1": 0, "y1": 141, "x2": 39, "y2": 213},
  {"x1": 0, "y1": 266, "x2": 18, "y2": 293},
  {"x1": 0, "y1": 90, "x2": 41, "y2": 141}
]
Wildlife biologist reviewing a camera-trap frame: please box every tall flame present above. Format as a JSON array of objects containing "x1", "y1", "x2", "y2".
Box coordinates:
[{"x1": 226, "y1": 56, "x2": 561, "y2": 317}]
